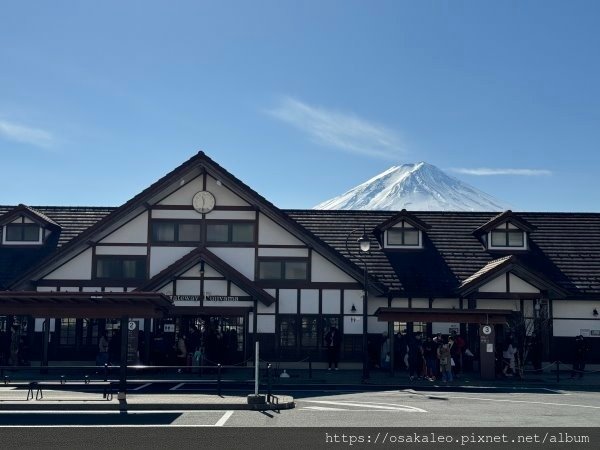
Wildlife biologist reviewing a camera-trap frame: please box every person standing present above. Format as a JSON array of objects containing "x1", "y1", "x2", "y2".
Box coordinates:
[
  {"x1": 97, "y1": 333, "x2": 109, "y2": 366},
  {"x1": 570, "y1": 335, "x2": 588, "y2": 379},
  {"x1": 422, "y1": 336, "x2": 438, "y2": 381},
  {"x1": 407, "y1": 332, "x2": 424, "y2": 381},
  {"x1": 438, "y1": 340, "x2": 453, "y2": 383},
  {"x1": 176, "y1": 333, "x2": 187, "y2": 373},
  {"x1": 324, "y1": 326, "x2": 341, "y2": 370}
]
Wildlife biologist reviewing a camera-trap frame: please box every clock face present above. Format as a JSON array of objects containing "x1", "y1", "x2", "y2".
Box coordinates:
[{"x1": 192, "y1": 191, "x2": 216, "y2": 213}]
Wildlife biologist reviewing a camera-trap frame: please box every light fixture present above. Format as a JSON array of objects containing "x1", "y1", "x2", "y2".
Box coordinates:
[
  {"x1": 350, "y1": 304, "x2": 357, "y2": 313},
  {"x1": 594, "y1": 308, "x2": 599, "y2": 318},
  {"x1": 357, "y1": 227, "x2": 371, "y2": 253},
  {"x1": 199, "y1": 260, "x2": 205, "y2": 276}
]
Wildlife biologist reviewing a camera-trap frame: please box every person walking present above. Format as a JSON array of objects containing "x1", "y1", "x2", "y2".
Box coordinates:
[{"x1": 97, "y1": 332, "x2": 109, "y2": 366}]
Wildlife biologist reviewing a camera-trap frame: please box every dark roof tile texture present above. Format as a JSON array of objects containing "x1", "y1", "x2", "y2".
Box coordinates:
[{"x1": 285, "y1": 210, "x2": 600, "y2": 298}]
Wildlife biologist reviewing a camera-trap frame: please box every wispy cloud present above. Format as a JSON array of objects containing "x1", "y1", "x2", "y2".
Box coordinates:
[
  {"x1": 266, "y1": 96, "x2": 404, "y2": 159},
  {"x1": 449, "y1": 167, "x2": 553, "y2": 176},
  {"x1": 0, "y1": 120, "x2": 54, "y2": 148}
]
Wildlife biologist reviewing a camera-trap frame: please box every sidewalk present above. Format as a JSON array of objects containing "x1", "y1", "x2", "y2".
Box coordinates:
[{"x1": 0, "y1": 390, "x2": 295, "y2": 411}]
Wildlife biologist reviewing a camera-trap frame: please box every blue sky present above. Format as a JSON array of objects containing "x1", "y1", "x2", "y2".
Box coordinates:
[{"x1": 1, "y1": 1, "x2": 599, "y2": 211}]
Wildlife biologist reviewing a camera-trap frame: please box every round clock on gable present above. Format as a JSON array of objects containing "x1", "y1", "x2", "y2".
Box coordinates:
[{"x1": 192, "y1": 190, "x2": 216, "y2": 214}]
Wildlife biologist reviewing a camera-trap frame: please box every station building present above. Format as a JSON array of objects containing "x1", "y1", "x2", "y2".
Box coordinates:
[{"x1": 0, "y1": 152, "x2": 598, "y2": 366}]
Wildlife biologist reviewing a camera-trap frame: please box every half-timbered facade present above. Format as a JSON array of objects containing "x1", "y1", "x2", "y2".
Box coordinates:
[{"x1": 1, "y1": 152, "x2": 599, "y2": 365}]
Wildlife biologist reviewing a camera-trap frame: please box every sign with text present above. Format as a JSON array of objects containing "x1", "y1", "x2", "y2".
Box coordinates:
[
  {"x1": 127, "y1": 321, "x2": 139, "y2": 364},
  {"x1": 169, "y1": 295, "x2": 251, "y2": 302}
]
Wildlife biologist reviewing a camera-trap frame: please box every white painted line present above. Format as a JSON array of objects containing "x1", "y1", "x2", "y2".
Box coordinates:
[
  {"x1": 302, "y1": 406, "x2": 348, "y2": 411},
  {"x1": 302, "y1": 400, "x2": 426, "y2": 413},
  {"x1": 0, "y1": 425, "x2": 232, "y2": 428},
  {"x1": 169, "y1": 383, "x2": 185, "y2": 391},
  {"x1": 214, "y1": 410, "x2": 233, "y2": 426},
  {"x1": 448, "y1": 395, "x2": 600, "y2": 410},
  {"x1": 132, "y1": 383, "x2": 152, "y2": 391}
]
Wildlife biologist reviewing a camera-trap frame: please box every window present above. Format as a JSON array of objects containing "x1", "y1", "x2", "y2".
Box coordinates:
[
  {"x1": 151, "y1": 221, "x2": 201, "y2": 243},
  {"x1": 258, "y1": 259, "x2": 308, "y2": 281},
  {"x1": 60, "y1": 318, "x2": 77, "y2": 346},
  {"x1": 386, "y1": 221, "x2": 421, "y2": 247},
  {"x1": 206, "y1": 222, "x2": 255, "y2": 244},
  {"x1": 301, "y1": 316, "x2": 319, "y2": 348},
  {"x1": 279, "y1": 316, "x2": 297, "y2": 348},
  {"x1": 96, "y1": 256, "x2": 146, "y2": 280},
  {"x1": 5, "y1": 223, "x2": 40, "y2": 242},
  {"x1": 489, "y1": 223, "x2": 526, "y2": 248}
]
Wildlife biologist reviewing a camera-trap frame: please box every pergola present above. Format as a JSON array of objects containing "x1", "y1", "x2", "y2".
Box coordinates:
[{"x1": 0, "y1": 291, "x2": 172, "y2": 398}]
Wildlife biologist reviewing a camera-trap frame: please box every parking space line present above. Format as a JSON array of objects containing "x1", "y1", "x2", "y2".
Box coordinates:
[
  {"x1": 214, "y1": 411, "x2": 234, "y2": 426},
  {"x1": 133, "y1": 383, "x2": 152, "y2": 391},
  {"x1": 169, "y1": 383, "x2": 185, "y2": 391}
]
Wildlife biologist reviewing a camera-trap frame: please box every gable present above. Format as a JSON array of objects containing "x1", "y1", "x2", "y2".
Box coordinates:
[{"x1": 478, "y1": 271, "x2": 541, "y2": 294}]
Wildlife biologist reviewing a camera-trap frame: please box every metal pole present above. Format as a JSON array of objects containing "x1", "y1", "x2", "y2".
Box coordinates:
[
  {"x1": 556, "y1": 360, "x2": 559, "y2": 383},
  {"x1": 254, "y1": 341, "x2": 259, "y2": 396},
  {"x1": 41, "y1": 318, "x2": 50, "y2": 374},
  {"x1": 119, "y1": 316, "x2": 128, "y2": 399},
  {"x1": 267, "y1": 363, "x2": 272, "y2": 398},
  {"x1": 217, "y1": 364, "x2": 222, "y2": 396},
  {"x1": 362, "y1": 265, "x2": 369, "y2": 382}
]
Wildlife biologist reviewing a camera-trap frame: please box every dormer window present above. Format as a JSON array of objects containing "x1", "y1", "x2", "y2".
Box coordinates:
[
  {"x1": 386, "y1": 221, "x2": 422, "y2": 248},
  {"x1": 5, "y1": 223, "x2": 41, "y2": 242},
  {"x1": 489, "y1": 223, "x2": 526, "y2": 249}
]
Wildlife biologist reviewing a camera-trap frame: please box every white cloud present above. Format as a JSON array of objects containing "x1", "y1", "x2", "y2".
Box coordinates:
[
  {"x1": 449, "y1": 167, "x2": 552, "y2": 176},
  {"x1": 266, "y1": 96, "x2": 404, "y2": 159},
  {"x1": 0, "y1": 120, "x2": 54, "y2": 148}
]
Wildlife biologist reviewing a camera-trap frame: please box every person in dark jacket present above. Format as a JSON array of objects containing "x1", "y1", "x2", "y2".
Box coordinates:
[
  {"x1": 570, "y1": 335, "x2": 589, "y2": 379},
  {"x1": 324, "y1": 326, "x2": 342, "y2": 370},
  {"x1": 407, "y1": 333, "x2": 424, "y2": 380}
]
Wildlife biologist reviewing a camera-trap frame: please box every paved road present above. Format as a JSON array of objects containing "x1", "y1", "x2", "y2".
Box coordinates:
[{"x1": 0, "y1": 387, "x2": 599, "y2": 427}]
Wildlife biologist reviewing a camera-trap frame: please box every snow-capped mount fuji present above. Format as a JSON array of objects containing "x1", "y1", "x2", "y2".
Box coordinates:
[{"x1": 314, "y1": 162, "x2": 511, "y2": 211}]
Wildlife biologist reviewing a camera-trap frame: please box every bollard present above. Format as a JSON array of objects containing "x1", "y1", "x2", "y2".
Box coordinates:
[
  {"x1": 556, "y1": 360, "x2": 560, "y2": 383},
  {"x1": 267, "y1": 363, "x2": 272, "y2": 398},
  {"x1": 60, "y1": 375, "x2": 65, "y2": 384},
  {"x1": 309, "y1": 356, "x2": 312, "y2": 379},
  {"x1": 84, "y1": 375, "x2": 90, "y2": 384},
  {"x1": 104, "y1": 364, "x2": 108, "y2": 382},
  {"x1": 217, "y1": 364, "x2": 222, "y2": 396}
]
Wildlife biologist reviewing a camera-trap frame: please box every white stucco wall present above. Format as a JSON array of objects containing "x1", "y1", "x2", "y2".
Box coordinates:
[
  {"x1": 257, "y1": 315, "x2": 275, "y2": 333},
  {"x1": 278, "y1": 289, "x2": 297, "y2": 314},
  {"x1": 208, "y1": 247, "x2": 255, "y2": 280},
  {"x1": 152, "y1": 209, "x2": 203, "y2": 220},
  {"x1": 204, "y1": 279, "x2": 228, "y2": 296},
  {"x1": 311, "y1": 252, "x2": 355, "y2": 283},
  {"x1": 344, "y1": 290, "x2": 363, "y2": 315},
  {"x1": 391, "y1": 298, "x2": 409, "y2": 308},
  {"x1": 477, "y1": 299, "x2": 520, "y2": 311},
  {"x1": 96, "y1": 246, "x2": 147, "y2": 255},
  {"x1": 553, "y1": 300, "x2": 600, "y2": 318},
  {"x1": 322, "y1": 290, "x2": 341, "y2": 314},
  {"x1": 206, "y1": 175, "x2": 251, "y2": 207},
  {"x1": 258, "y1": 248, "x2": 308, "y2": 257},
  {"x1": 479, "y1": 275, "x2": 507, "y2": 293},
  {"x1": 300, "y1": 289, "x2": 319, "y2": 314},
  {"x1": 258, "y1": 214, "x2": 303, "y2": 246},
  {"x1": 176, "y1": 279, "x2": 200, "y2": 295},
  {"x1": 368, "y1": 297, "x2": 388, "y2": 315},
  {"x1": 553, "y1": 319, "x2": 600, "y2": 337},
  {"x1": 100, "y1": 212, "x2": 148, "y2": 244},
  {"x1": 509, "y1": 274, "x2": 540, "y2": 293},
  {"x1": 157, "y1": 175, "x2": 203, "y2": 206},
  {"x1": 205, "y1": 210, "x2": 255, "y2": 220},
  {"x1": 149, "y1": 246, "x2": 195, "y2": 277},
  {"x1": 343, "y1": 316, "x2": 363, "y2": 334},
  {"x1": 44, "y1": 248, "x2": 93, "y2": 280}
]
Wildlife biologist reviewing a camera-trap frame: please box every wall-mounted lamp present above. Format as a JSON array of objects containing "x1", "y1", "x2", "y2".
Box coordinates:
[
  {"x1": 350, "y1": 304, "x2": 357, "y2": 313},
  {"x1": 594, "y1": 308, "x2": 599, "y2": 318}
]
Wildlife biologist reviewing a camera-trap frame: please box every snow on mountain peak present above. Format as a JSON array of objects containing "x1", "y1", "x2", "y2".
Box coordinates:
[{"x1": 314, "y1": 162, "x2": 511, "y2": 211}]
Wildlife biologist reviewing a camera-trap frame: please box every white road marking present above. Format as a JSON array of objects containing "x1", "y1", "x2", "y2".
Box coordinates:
[
  {"x1": 448, "y1": 395, "x2": 600, "y2": 409},
  {"x1": 302, "y1": 400, "x2": 426, "y2": 413},
  {"x1": 214, "y1": 411, "x2": 234, "y2": 426},
  {"x1": 302, "y1": 406, "x2": 348, "y2": 411},
  {"x1": 169, "y1": 383, "x2": 185, "y2": 391},
  {"x1": 132, "y1": 383, "x2": 152, "y2": 391}
]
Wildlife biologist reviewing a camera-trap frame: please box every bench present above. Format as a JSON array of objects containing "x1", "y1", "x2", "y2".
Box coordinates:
[{"x1": 2, "y1": 377, "x2": 114, "y2": 401}]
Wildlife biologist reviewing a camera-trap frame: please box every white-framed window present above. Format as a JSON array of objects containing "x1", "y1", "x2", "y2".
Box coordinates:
[
  {"x1": 488, "y1": 222, "x2": 527, "y2": 249},
  {"x1": 1, "y1": 222, "x2": 43, "y2": 245},
  {"x1": 385, "y1": 221, "x2": 422, "y2": 248}
]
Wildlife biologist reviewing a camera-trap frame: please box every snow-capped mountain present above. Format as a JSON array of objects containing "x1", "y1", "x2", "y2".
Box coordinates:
[{"x1": 314, "y1": 162, "x2": 511, "y2": 211}]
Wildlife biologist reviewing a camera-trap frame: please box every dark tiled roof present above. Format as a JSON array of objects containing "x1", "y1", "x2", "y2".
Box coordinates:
[
  {"x1": 285, "y1": 210, "x2": 600, "y2": 298},
  {"x1": 0, "y1": 206, "x2": 114, "y2": 287}
]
